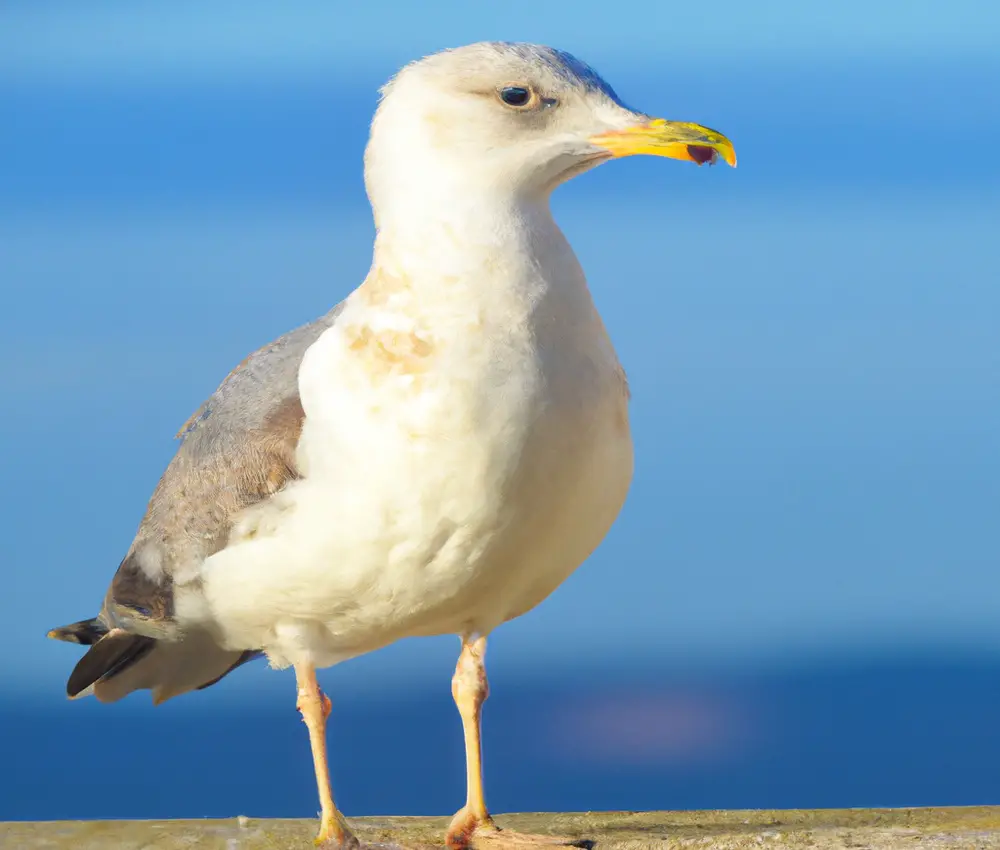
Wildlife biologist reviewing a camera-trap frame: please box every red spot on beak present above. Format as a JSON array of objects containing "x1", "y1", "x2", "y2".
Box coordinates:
[{"x1": 687, "y1": 145, "x2": 718, "y2": 165}]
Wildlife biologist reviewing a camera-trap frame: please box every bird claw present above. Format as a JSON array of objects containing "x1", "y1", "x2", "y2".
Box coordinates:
[
  {"x1": 447, "y1": 810, "x2": 590, "y2": 850},
  {"x1": 446, "y1": 808, "x2": 497, "y2": 849},
  {"x1": 314, "y1": 812, "x2": 360, "y2": 848}
]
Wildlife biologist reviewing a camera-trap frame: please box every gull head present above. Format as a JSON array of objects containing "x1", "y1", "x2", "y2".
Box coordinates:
[{"x1": 364, "y1": 42, "x2": 735, "y2": 222}]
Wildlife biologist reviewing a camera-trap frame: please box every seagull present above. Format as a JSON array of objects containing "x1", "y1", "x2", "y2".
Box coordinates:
[{"x1": 48, "y1": 42, "x2": 735, "y2": 848}]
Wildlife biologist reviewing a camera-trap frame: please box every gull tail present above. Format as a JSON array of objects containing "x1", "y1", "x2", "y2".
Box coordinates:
[{"x1": 47, "y1": 619, "x2": 261, "y2": 704}]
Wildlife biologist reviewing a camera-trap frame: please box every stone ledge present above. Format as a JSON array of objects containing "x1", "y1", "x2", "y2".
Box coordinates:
[{"x1": 4, "y1": 807, "x2": 1000, "y2": 849}]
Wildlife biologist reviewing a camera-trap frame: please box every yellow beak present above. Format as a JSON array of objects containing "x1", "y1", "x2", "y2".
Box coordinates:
[{"x1": 589, "y1": 118, "x2": 737, "y2": 167}]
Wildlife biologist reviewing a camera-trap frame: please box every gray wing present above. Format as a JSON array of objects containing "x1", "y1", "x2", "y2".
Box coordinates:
[
  {"x1": 107, "y1": 303, "x2": 345, "y2": 635},
  {"x1": 49, "y1": 304, "x2": 344, "y2": 702}
]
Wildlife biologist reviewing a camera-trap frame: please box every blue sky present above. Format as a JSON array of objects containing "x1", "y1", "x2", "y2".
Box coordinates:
[
  {"x1": 2, "y1": 0, "x2": 997, "y2": 83},
  {"x1": 2, "y1": 0, "x2": 998, "y2": 698}
]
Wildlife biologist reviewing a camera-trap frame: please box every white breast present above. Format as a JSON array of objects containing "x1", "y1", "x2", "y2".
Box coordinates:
[{"x1": 199, "y1": 207, "x2": 633, "y2": 670}]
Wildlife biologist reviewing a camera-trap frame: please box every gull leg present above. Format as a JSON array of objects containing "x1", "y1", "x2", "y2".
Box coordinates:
[
  {"x1": 446, "y1": 637, "x2": 590, "y2": 850},
  {"x1": 447, "y1": 635, "x2": 497, "y2": 847},
  {"x1": 294, "y1": 663, "x2": 357, "y2": 848}
]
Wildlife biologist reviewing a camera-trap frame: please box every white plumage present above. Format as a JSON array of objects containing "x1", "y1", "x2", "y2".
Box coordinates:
[{"x1": 201, "y1": 191, "x2": 633, "y2": 670}]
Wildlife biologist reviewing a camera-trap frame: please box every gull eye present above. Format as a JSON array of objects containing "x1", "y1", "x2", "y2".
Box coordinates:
[{"x1": 498, "y1": 86, "x2": 533, "y2": 108}]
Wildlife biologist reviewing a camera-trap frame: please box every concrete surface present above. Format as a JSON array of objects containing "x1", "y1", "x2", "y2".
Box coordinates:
[{"x1": 4, "y1": 807, "x2": 1000, "y2": 849}]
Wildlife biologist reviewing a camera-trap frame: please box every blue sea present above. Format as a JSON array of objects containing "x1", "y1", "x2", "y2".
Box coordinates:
[{"x1": 5, "y1": 651, "x2": 1000, "y2": 821}]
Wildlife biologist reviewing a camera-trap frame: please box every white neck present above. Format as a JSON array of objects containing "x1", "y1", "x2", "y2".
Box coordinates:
[{"x1": 369, "y1": 188, "x2": 588, "y2": 309}]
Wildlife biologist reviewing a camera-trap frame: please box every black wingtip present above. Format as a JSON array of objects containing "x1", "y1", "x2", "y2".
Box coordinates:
[
  {"x1": 66, "y1": 631, "x2": 156, "y2": 698},
  {"x1": 47, "y1": 618, "x2": 108, "y2": 646}
]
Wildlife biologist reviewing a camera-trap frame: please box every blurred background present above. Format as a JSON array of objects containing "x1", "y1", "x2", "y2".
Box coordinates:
[{"x1": 2, "y1": 0, "x2": 999, "y2": 823}]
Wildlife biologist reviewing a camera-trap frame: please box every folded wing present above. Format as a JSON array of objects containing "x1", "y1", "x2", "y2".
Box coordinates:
[{"x1": 48, "y1": 305, "x2": 344, "y2": 703}]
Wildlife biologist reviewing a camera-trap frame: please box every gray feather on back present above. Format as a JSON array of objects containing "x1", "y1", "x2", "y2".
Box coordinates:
[{"x1": 102, "y1": 304, "x2": 344, "y2": 638}]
